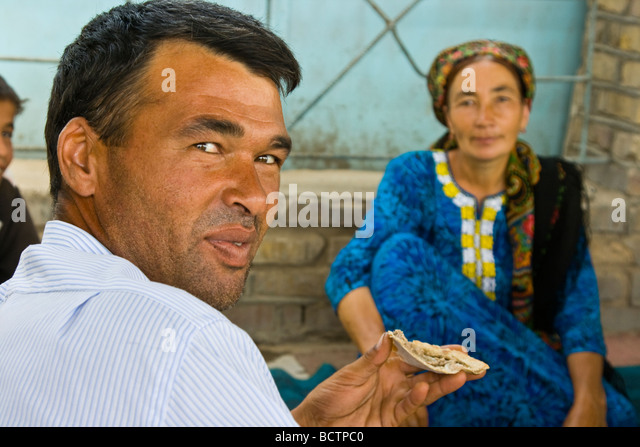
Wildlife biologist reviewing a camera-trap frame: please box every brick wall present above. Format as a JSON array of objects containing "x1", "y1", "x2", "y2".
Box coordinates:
[{"x1": 564, "y1": 0, "x2": 640, "y2": 333}]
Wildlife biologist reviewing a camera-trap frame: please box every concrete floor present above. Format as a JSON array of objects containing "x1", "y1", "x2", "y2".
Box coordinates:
[
  {"x1": 605, "y1": 331, "x2": 640, "y2": 367},
  {"x1": 265, "y1": 330, "x2": 640, "y2": 380}
]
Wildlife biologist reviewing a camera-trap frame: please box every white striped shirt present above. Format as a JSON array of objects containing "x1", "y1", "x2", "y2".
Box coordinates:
[{"x1": 0, "y1": 220, "x2": 298, "y2": 427}]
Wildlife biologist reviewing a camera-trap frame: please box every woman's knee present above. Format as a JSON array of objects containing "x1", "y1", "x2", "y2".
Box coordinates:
[
  {"x1": 372, "y1": 233, "x2": 434, "y2": 274},
  {"x1": 370, "y1": 233, "x2": 439, "y2": 303}
]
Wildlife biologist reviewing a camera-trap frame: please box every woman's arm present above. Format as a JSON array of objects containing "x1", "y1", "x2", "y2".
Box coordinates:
[
  {"x1": 325, "y1": 152, "x2": 435, "y2": 323},
  {"x1": 563, "y1": 352, "x2": 607, "y2": 426},
  {"x1": 554, "y1": 231, "x2": 609, "y2": 426},
  {"x1": 336, "y1": 286, "x2": 385, "y2": 353}
]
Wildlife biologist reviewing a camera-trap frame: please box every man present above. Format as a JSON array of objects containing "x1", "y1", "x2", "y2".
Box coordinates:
[
  {"x1": 0, "y1": 76, "x2": 40, "y2": 283},
  {"x1": 0, "y1": 0, "x2": 480, "y2": 426}
]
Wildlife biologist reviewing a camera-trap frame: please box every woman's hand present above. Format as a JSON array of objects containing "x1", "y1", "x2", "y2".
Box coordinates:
[{"x1": 563, "y1": 385, "x2": 607, "y2": 427}]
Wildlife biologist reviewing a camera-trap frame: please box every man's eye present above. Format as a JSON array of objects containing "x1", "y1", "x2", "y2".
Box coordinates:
[
  {"x1": 257, "y1": 154, "x2": 279, "y2": 165},
  {"x1": 1, "y1": 131, "x2": 12, "y2": 139},
  {"x1": 194, "y1": 142, "x2": 219, "y2": 153}
]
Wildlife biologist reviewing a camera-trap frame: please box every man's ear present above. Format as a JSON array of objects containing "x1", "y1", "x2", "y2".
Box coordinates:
[{"x1": 57, "y1": 117, "x2": 101, "y2": 198}]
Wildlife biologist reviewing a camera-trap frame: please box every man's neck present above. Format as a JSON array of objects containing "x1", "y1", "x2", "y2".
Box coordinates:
[{"x1": 53, "y1": 191, "x2": 107, "y2": 245}]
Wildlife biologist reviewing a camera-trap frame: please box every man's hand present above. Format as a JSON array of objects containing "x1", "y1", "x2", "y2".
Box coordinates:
[{"x1": 291, "y1": 332, "x2": 484, "y2": 427}]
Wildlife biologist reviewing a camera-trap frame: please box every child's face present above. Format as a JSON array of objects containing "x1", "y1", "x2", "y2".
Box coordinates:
[{"x1": 0, "y1": 100, "x2": 16, "y2": 176}]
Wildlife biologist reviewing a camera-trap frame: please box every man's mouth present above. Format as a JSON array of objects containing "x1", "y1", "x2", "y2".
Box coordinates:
[{"x1": 204, "y1": 226, "x2": 257, "y2": 268}]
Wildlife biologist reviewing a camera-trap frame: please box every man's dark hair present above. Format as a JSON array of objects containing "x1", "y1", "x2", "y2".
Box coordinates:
[
  {"x1": 44, "y1": 0, "x2": 301, "y2": 201},
  {"x1": 0, "y1": 76, "x2": 26, "y2": 115}
]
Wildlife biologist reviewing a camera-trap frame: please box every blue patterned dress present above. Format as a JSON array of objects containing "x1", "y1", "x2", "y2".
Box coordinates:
[{"x1": 325, "y1": 149, "x2": 637, "y2": 427}]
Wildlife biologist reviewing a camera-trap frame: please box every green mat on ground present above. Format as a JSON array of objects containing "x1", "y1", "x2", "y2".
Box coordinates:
[
  {"x1": 271, "y1": 364, "x2": 640, "y2": 424},
  {"x1": 617, "y1": 365, "x2": 640, "y2": 426},
  {"x1": 271, "y1": 363, "x2": 337, "y2": 410}
]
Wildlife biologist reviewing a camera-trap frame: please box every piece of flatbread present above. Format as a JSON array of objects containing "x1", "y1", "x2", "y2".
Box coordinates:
[{"x1": 387, "y1": 329, "x2": 489, "y2": 375}]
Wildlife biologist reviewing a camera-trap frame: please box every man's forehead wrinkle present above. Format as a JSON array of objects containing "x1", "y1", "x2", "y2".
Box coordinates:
[
  {"x1": 178, "y1": 116, "x2": 245, "y2": 139},
  {"x1": 146, "y1": 38, "x2": 293, "y2": 98},
  {"x1": 193, "y1": 97, "x2": 283, "y2": 124},
  {"x1": 141, "y1": 40, "x2": 283, "y2": 106}
]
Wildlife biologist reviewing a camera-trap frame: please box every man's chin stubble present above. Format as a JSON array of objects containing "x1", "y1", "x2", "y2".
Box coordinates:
[{"x1": 179, "y1": 264, "x2": 253, "y2": 312}]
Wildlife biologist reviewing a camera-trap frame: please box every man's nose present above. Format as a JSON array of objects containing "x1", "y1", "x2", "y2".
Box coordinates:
[{"x1": 222, "y1": 158, "x2": 269, "y2": 218}]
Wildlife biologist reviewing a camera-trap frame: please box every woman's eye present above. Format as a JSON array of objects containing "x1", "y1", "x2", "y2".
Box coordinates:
[
  {"x1": 194, "y1": 142, "x2": 219, "y2": 153},
  {"x1": 458, "y1": 99, "x2": 475, "y2": 107}
]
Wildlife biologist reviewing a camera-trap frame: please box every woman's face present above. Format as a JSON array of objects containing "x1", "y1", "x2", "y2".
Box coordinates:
[{"x1": 444, "y1": 59, "x2": 530, "y2": 164}]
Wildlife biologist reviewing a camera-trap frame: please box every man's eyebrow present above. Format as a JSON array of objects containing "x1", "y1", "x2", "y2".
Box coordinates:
[
  {"x1": 271, "y1": 135, "x2": 292, "y2": 153},
  {"x1": 177, "y1": 116, "x2": 291, "y2": 152},
  {"x1": 178, "y1": 117, "x2": 245, "y2": 139}
]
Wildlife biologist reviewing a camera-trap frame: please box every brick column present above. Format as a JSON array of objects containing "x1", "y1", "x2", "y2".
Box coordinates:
[{"x1": 564, "y1": 0, "x2": 640, "y2": 332}]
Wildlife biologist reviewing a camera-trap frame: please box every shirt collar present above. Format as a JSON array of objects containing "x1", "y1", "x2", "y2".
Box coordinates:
[
  {"x1": 41, "y1": 220, "x2": 113, "y2": 256},
  {"x1": 0, "y1": 220, "x2": 150, "y2": 299}
]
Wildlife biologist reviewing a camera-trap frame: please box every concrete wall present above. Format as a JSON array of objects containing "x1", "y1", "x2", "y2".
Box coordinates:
[{"x1": 3, "y1": 0, "x2": 586, "y2": 166}]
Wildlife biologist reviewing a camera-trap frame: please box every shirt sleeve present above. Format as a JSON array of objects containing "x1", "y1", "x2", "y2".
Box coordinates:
[
  {"x1": 164, "y1": 319, "x2": 298, "y2": 427},
  {"x1": 324, "y1": 152, "x2": 436, "y2": 310},
  {"x1": 553, "y1": 229, "x2": 607, "y2": 357}
]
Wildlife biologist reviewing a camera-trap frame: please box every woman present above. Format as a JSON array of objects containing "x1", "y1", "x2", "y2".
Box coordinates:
[{"x1": 325, "y1": 40, "x2": 637, "y2": 427}]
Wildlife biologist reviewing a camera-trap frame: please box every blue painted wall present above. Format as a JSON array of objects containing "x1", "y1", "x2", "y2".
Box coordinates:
[{"x1": 1, "y1": 0, "x2": 586, "y2": 169}]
